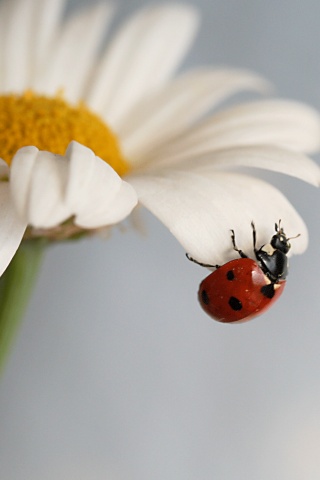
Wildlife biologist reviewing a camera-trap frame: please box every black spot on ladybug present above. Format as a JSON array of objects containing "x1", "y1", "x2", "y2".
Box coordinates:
[
  {"x1": 260, "y1": 284, "x2": 275, "y2": 299},
  {"x1": 229, "y1": 296, "x2": 242, "y2": 311},
  {"x1": 201, "y1": 289, "x2": 210, "y2": 305},
  {"x1": 226, "y1": 270, "x2": 235, "y2": 281}
]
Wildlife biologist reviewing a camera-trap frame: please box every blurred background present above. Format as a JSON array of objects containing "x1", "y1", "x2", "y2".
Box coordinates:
[{"x1": 1, "y1": 0, "x2": 320, "y2": 479}]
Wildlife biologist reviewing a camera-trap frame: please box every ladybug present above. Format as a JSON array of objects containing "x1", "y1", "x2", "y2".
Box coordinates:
[{"x1": 187, "y1": 221, "x2": 299, "y2": 323}]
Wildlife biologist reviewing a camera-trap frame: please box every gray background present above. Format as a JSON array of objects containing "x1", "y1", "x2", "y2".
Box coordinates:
[{"x1": 1, "y1": 0, "x2": 320, "y2": 479}]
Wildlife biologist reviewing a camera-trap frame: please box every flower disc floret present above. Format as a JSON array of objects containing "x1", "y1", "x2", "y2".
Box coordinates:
[{"x1": 0, "y1": 91, "x2": 129, "y2": 176}]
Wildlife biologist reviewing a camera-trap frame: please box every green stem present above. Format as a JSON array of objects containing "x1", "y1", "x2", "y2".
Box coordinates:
[{"x1": 0, "y1": 240, "x2": 45, "y2": 374}]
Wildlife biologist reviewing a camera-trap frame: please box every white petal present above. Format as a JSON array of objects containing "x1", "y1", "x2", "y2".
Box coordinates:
[
  {"x1": 65, "y1": 142, "x2": 137, "y2": 228},
  {"x1": 27, "y1": 153, "x2": 70, "y2": 228},
  {"x1": 149, "y1": 145, "x2": 320, "y2": 187},
  {"x1": 9, "y1": 146, "x2": 39, "y2": 220},
  {"x1": 0, "y1": 1, "x2": 9, "y2": 87},
  {"x1": 129, "y1": 170, "x2": 308, "y2": 266},
  {"x1": 0, "y1": 0, "x2": 67, "y2": 90},
  {"x1": 75, "y1": 181, "x2": 137, "y2": 228},
  {"x1": 0, "y1": 0, "x2": 38, "y2": 91},
  {"x1": 35, "y1": 3, "x2": 114, "y2": 101},
  {"x1": 65, "y1": 141, "x2": 122, "y2": 211},
  {"x1": 87, "y1": 4, "x2": 199, "y2": 124},
  {"x1": 152, "y1": 100, "x2": 320, "y2": 162},
  {"x1": 0, "y1": 182, "x2": 26, "y2": 277},
  {"x1": 30, "y1": 0, "x2": 66, "y2": 84},
  {"x1": 120, "y1": 69, "x2": 270, "y2": 165},
  {"x1": 10, "y1": 147, "x2": 71, "y2": 228},
  {"x1": 11, "y1": 143, "x2": 137, "y2": 230}
]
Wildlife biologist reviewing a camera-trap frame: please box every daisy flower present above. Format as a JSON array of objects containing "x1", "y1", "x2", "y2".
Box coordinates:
[{"x1": 0, "y1": 1, "x2": 319, "y2": 280}]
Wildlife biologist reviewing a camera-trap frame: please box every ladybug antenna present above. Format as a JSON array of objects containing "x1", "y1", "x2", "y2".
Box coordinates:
[
  {"x1": 275, "y1": 219, "x2": 284, "y2": 233},
  {"x1": 275, "y1": 220, "x2": 300, "y2": 241},
  {"x1": 287, "y1": 233, "x2": 301, "y2": 241}
]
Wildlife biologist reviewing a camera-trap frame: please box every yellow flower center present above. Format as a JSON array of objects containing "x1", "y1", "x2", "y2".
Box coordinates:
[{"x1": 0, "y1": 91, "x2": 129, "y2": 176}]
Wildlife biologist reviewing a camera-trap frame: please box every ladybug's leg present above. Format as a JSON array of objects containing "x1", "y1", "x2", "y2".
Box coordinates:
[
  {"x1": 186, "y1": 253, "x2": 220, "y2": 269},
  {"x1": 251, "y1": 221, "x2": 257, "y2": 252},
  {"x1": 230, "y1": 229, "x2": 248, "y2": 259}
]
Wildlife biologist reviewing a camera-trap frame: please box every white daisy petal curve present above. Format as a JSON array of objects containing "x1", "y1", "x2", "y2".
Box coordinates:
[
  {"x1": 120, "y1": 69, "x2": 271, "y2": 165},
  {"x1": 9, "y1": 146, "x2": 39, "y2": 220},
  {"x1": 11, "y1": 148, "x2": 70, "y2": 228},
  {"x1": 149, "y1": 145, "x2": 320, "y2": 186},
  {"x1": 75, "y1": 181, "x2": 138, "y2": 228},
  {"x1": 152, "y1": 100, "x2": 320, "y2": 162},
  {"x1": 87, "y1": 4, "x2": 199, "y2": 123},
  {"x1": 65, "y1": 142, "x2": 137, "y2": 229},
  {"x1": 0, "y1": 182, "x2": 27, "y2": 277},
  {"x1": 129, "y1": 170, "x2": 308, "y2": 266},
  {"x1": 35, "y1": 3, "x2": 114, "y2": 101},
  {"x1": 11, "y1": 142, "x2": 138, "y2": 230}
]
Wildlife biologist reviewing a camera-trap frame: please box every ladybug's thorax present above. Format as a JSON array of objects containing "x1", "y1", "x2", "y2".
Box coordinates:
[{"x1": 255, "y1": 234, "x2": 289, "y2": 282}]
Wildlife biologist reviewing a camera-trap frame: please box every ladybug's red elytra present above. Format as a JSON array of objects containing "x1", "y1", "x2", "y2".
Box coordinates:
[{"x1": 187, "y1": 221, "x2": 299, "y2": 323}]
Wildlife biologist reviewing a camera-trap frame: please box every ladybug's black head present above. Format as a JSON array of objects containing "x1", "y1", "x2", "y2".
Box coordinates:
[{"x1": 270, "y1": 221, "x2": 299, "y2": 254}]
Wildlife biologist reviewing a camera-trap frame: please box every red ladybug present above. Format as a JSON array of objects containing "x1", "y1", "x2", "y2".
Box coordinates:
[{"x1": 187, "y1": 222, "x2": 299, "y2": 323}]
